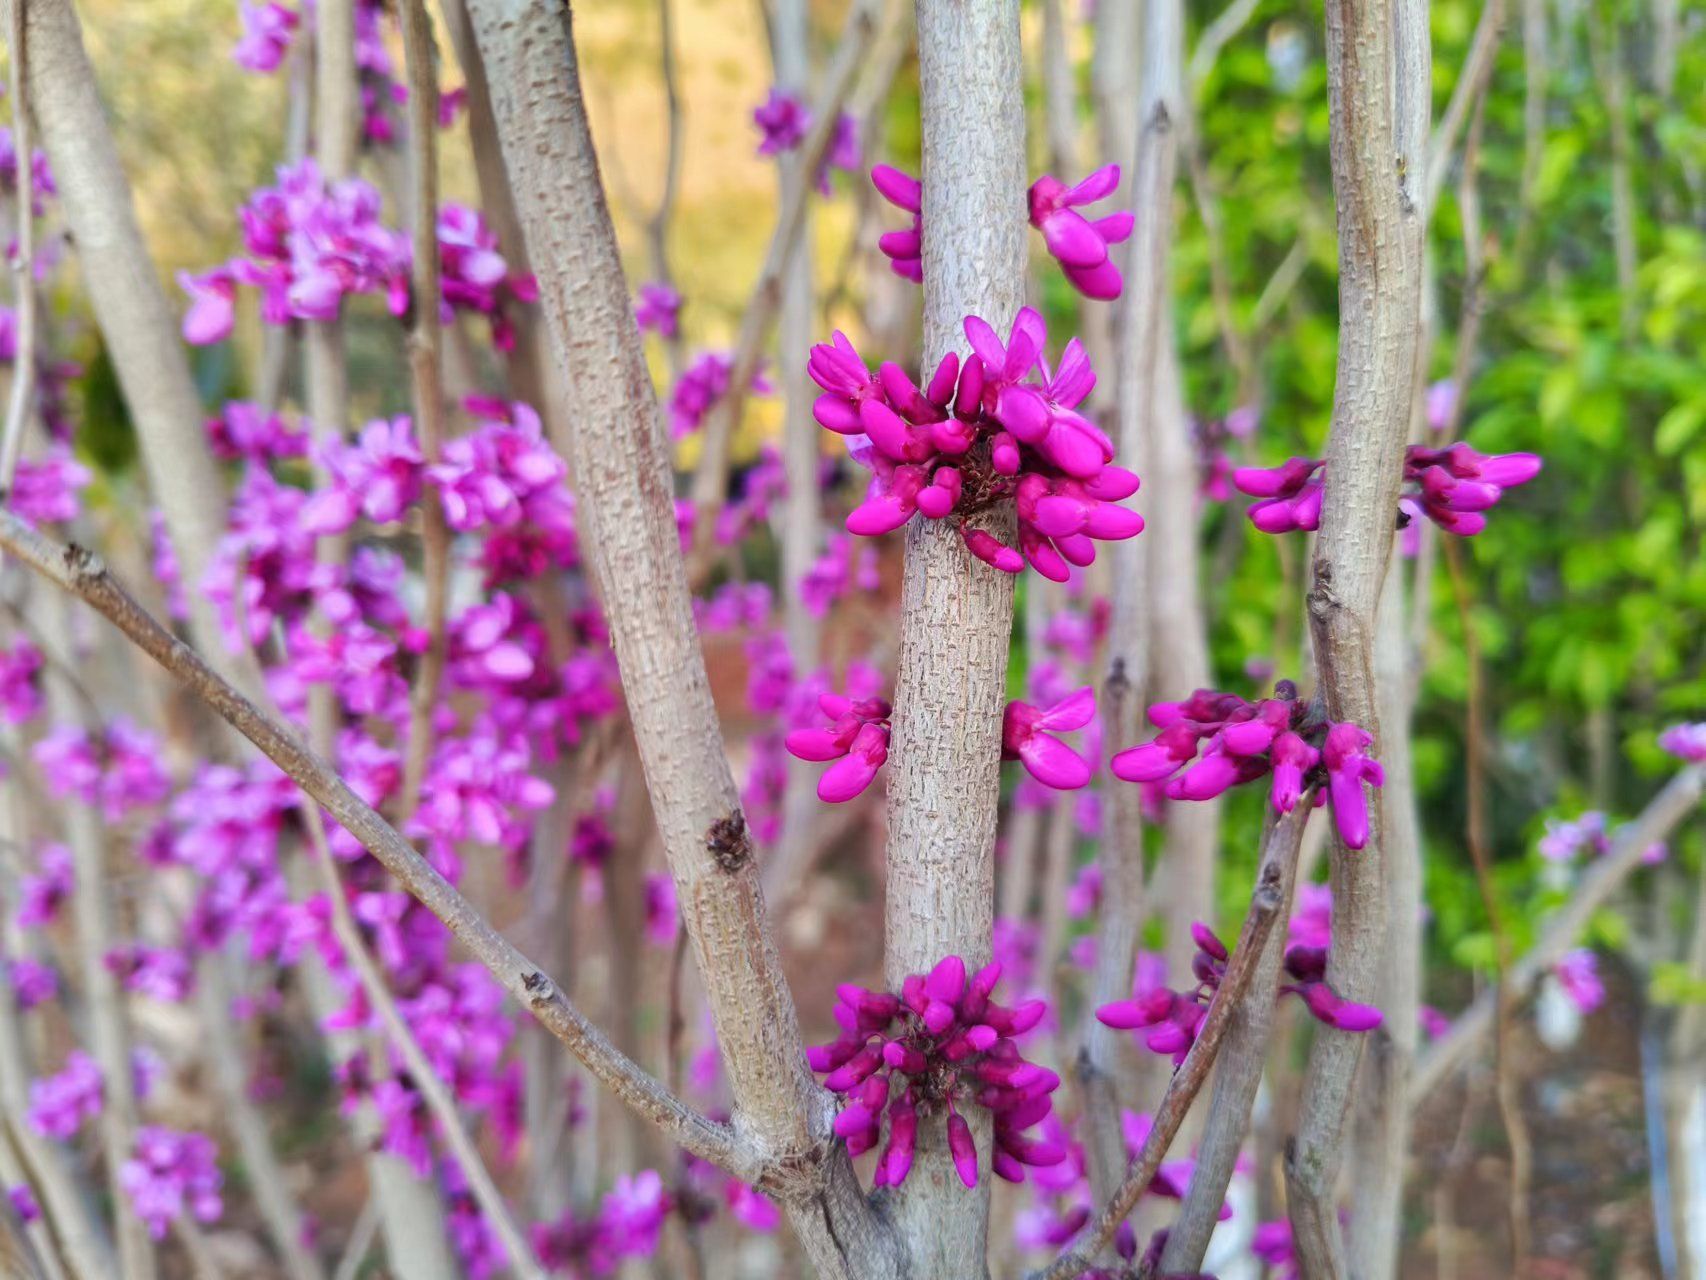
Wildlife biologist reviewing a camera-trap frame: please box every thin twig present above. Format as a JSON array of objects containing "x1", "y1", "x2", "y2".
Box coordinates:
[
  {"x1": 1413, "y1": 764, "x2": 1706, "y2": 1101},
  {"x1": 1032, "y1": 847, "x2": 1293, "y2": 1280},
  {"x1": 330, "y1": 1198, "x2": 378, "y2": 1280},
  {"x1": 684, "y1": 0, "x2": 882, "y2": 573},
  {"x1": 0, "y1": 509, "x2": 761, "y2": 1186},
  {"x1": 1442, "y1": 534, "x2": 1531, "y2": 1275},
  {"x1": 1187, "y1": 0, "x2": 1262, "y2": 90},
  {"x1": 0, "y1": 0, "x2": 36, "y2": 495},
  {"x1": 1158, "y1": 798, "x2": 1311, "y2": 1274},
  {"x1": 396, "y1": 0, "x2": 451, "y2": 820}
]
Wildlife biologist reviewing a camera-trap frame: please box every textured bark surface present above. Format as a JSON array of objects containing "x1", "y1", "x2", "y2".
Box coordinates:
[
  {"x1": 22, "y1": 0, "x2": 233, "y2": 676},
  {"x1": 1285, "y1": 0, "x2": 1429, "y2": 1268},
  {"x1": 461, "y1": 6, "x2": 898, "y2": 1274},
  {"x1": 877, "y1": 0, "x2": 1026, "y2": 1271}
]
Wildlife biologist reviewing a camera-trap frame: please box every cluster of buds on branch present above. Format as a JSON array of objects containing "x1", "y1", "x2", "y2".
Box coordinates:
[
  {"x1": 1098, "y1": 921, "x2": 1381, "y2": 1065},
  {"x1": 1110, "y1": 683, "x2": 1385, "y2": 850},
  {"x1": 811, "y1": 956, "x2": 1059, "y2": 1189},
  {"x1": 809, "y1": 308, "x2": 1143, "y2": 579},
  {"x1": 875, "y1": 163, "x2": 1133, "y2": 300},
  {"x1": 1233, "y1": 442, "x2": 1542, "y2": 536}
]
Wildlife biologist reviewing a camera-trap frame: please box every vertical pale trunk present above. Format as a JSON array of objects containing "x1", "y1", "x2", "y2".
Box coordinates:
[
  {"x1": 1346, "y1": 560, "x2": 1423, "y2": 1280},
  {"x1": 41, "y1": 597, "x2": 155, "y2": 1280},
  {"x1": 21, "y1": 0, "x2": 233, "y2": 677},
  {"x1": 773, "y1": 0, "x2": 826, "y2": 892},
  {"x1": 1284, "y1": 0, "x2": 1428, "y2": 1269},
  {"x1": 1085, "y1": 0, "x2": 1136, "y2": 398},
  {"x1": 460, "y1": 6, "x2": 898, "y2": 1273},
  {"x1": 1083, "y1": 0, "x2": 1146, "y2": 1214},
  {"x1": 0, "y1": 735, "x2": 115, "y2": 1280},
  {"x1": 879, "y1": 0, "x2": 1026, "y2": 1272}
]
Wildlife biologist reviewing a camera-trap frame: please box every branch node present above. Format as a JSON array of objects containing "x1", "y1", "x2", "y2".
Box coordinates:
[{"x1": 705, "y1": 811, "x2": 751, "y2": 873}]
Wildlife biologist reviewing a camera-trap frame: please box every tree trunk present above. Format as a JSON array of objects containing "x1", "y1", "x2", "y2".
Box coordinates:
[{"x1": 878, "y1": 0, "x2": 1027, "y2": 1272}]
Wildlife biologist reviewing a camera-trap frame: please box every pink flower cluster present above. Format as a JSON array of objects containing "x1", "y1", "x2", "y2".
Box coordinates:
[
  {"x1": 34, "y1": 720, "x2": 172, "y2": 823},
  {"x1": 811, "y1": 956, "x2": 1059, "y2": 1189},
  {"x1": 1002, "y1": 687, "x2": 1096, "y2": 790},
  {"x1": 1234, "y1": 442, "x2": 1542, "y2": 536},
  {"x1": 669, "y1": 351, "x2": 773, "y2": 440},
  {"x1": 634, "y1": 282, "x2": 682, "y2": 339},
  {"x1": 0, "y1": 639, "x2": 43, "y2": 724},
  {"x1": 120, "y1": 1127, "x2": 223, "y2": 1240},
  {"x1": 810, "y1": 309, "x2": 1142, "y2": 579},
  {"x1": 530, "y1": 1170, "x2": 672, "y2": 1276},
  {"x1": 27, "y1": 1050, "x2": 103, "y2": 1139},
  {"x1": 785, "y1": 688, "x2": 891, "y2": 802},
  {"x1": 1110, "y1": 685, "x2": 1384, "y2": 851},
  {"x1": 1553, "y1": 947, "x2": 1605, "y2": 1014},
  {"x1": 752, "y1": 89, "x2": 811, "y2": 155},
  {"x1": 11, "y1": 446, "x2": 91, "y2": 527},
  {"x1": 1097, "y1": 921, "x2": 1380, "y2": 1064}
]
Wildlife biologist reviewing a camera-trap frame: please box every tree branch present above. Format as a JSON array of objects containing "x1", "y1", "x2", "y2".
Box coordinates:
[
  {"x1": 458, "y1": 5, "x2": 900, "y2": 1273},
  {"x1": 877, "y1": 0, "x2": 1027, "y2": 1269},
  {"x1": 396, "y1": 0, "x2": 451, "y2": 819},
  {"x1": 1286, "y1": 0, "x2": 1429, "y2": 1268},
  {"x1": 1412, "y1": 765, "x2": 1706, "y2": 1103},
  {"x1": 0, "y1": 0, "x2": 36, "y2": 494},
  {"x1": 1032, "y1": 847, "x2": 1293, "y2": 1280},
  {"x1": 0, "y1": 507, "x2": 763, "y2": 1188},
  {"x1": 1158, "y1": 799, "x2": 1309, "y2": 1274}
]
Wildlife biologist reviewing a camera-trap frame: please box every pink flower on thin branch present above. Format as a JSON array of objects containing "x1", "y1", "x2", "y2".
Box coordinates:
[
  {"x1": 785, "y1": 688, "x2": 892, "y2": 803},
  {"x1": 1002, "y1": 687, "x2": 1096, "y2": 790}
]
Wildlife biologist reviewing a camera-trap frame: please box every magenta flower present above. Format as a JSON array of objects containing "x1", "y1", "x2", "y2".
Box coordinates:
[
  {"x1": 302, "y1": 416, "x2": 425, "y2": 534},
  {"x1": 1419, "y1": 1005, "x2": 1452, "y2": 1040},
  {"x1": 811, "y1": 306, "x2": 1142, "y2": 580},
  {"x1": 179, "y1": 267, "x2": 238, "y2": 345},
  {"x1": 1110, "y1": 685, "x2": 1382, "y2": 851},
  {"x1": 1321, "y1": 721, "x2": 1385, "y2": 850},
  {"x1": 233, "y1": 1, "x2": 299, "y2": 74},
  {"x1": 1280, "y1": 943, "x2": 1383, "y2": 1031},
  {"x1": 871, "y1": 165, "x2": 923, "y2": 282},
  {"x1": 1232, "y1": 455, "x2": 1325, "y2": 533},
  {"x1": 11, "y1": 446, "x2": 91, "y2": 527},
  {"x1": 634, "y1": 281, "x2": 683, "y2": 339},
  {"x1": 120, "y1": 1128, "x2": 223, "y2": 1240},
  {"x1": 1253, "y1": 1220, "x2": 1300, "y2": 1280},
  {"x1": 27, "y1": 1050, "x2": 104, "y2": 1139},
  {"x1": 1553, "y1": 948, "x2": 1605, "y2": 1014},
  {"x1": 1002, "y1": 688, "x2": 1096, "y2": 790},
  {"x1": 811, "y1": 955, "x2": 1059, "y2": 1189},
  {"x1": 785, "y1": 689, "x2": 892, "y2": 802},
  {"x1": 1425, "y1": 379, "x2": 1458, "y2": 432},
  {"x1": 0, "y1": 639, "x2": 43, "y2": 725},
  {"x1": 8, "y1": 959, "x2": 57, "y2": 1010},
  {"x1": 753, "y1": 88, "x2": 811, "y2": 155},
  {"x1": 1660, "y1": 721, "x2": 1706, "y2": 763},
  {"x1": 1027, "y1": 165, "x2": 1133, "y2": 300},
  {"x1": 669, "y1": 350, "x2": 772, "y2": 439}
]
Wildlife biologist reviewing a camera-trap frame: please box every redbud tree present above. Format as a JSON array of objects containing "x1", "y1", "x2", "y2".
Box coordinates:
[{"x1": 0, "y1": 1, "x2": 1698, "y2": 1279}]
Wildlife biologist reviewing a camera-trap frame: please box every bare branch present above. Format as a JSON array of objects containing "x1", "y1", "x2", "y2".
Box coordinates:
[
  {"x1": 0, "y1": 0, "x2": 36, "y2": 494},
  {"x1": 1188, "y1": 0, "x2": 1263, "y2": 90},
  {"x1": 396, "y1": 0, "x2": 451, "y2": 819},
  {"x1": 1413, "y1": 765, "x2": 1706, "y2": 1103},
  {"x1": 1158, "y1": 800, "x2": 1309, "y2": 1274},
  {"x1": 457, "y1": 6, "x2": 900, "y2": 1272},
  {"x1": 1032, "y1": 849, "x2": 1293, "y2": 1280},
  {"x1": 0, "y1": 507, "x2": 762, "y2": 1188},
  {"x1": 21, "y1": 0, "x2": 241, "y2": 681}
]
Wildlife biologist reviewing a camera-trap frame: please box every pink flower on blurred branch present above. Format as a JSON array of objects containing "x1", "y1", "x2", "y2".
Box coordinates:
[
  {"x1": 1027, "y1": 165, "x2": 1133, "y2": 300},
  {"x1": 785, "y1": 689, "x2": 892, "y2": 802},
  {"x1": 1660, "y1": 721, "x2": 1706, "y2": 763}
]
